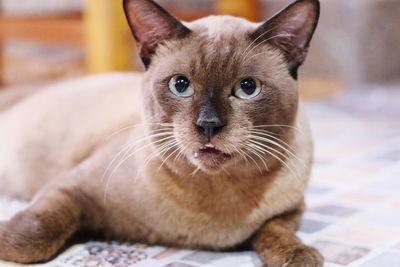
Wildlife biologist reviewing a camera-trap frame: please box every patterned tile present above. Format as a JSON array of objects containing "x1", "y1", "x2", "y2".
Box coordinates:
[
  {"x1": 325, "y1": 224, "x2": 400, "y2": 247},
  {"x1": 360, "y1": 210, "x2": 400, "y2": 230},
  {"x1": 299, "y1": 218, "x2": 332, "y2": 233},
  {"x1": 60, "y1": 242, "x2": 150, "y2": 267},
  {"x1": 306, "y1": 184, "x2": 333, "y2": 195},
  {"x1": 360, "y1": 252, "x2": 400, "y2": 267},
  {"x1": 162, "y1": 263, "x2": 197, "y2": 267},
  {"x1": 313, "y1": 240, "x2": 370, "y2": 265},
  {"x1": 337, "y1": 191, "x2": 386, "y2": 206},
  {"x1": 310, "y1": 204, "x2": 359, "y2": 218}
]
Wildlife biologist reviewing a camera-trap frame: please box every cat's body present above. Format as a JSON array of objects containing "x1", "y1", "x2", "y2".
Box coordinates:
[
  {"x1": 0, "y1": 71, "x2": 312, "y2": 251},
  {"x1": 0, "y1": 73, "x2": 142, "y2": 199},
  {"x1": 0, "y1": 1, "x2": 323, "y2": 266}
]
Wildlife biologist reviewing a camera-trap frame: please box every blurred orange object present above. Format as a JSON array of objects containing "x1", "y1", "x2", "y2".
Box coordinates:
[
  {"x1": 85, "y1": 0, "x2": 133, "y2": 73},
  {"x1": 0, "y1": 15, "x2": 82, "y2": 45},
  {"x1": 216, "y1": 0, "x2": 261, "y2": 21}
]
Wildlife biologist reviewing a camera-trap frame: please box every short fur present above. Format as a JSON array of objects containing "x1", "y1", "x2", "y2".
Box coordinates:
[{"x1": 0, "y1": 0, "x2": 322, "y2": 266}]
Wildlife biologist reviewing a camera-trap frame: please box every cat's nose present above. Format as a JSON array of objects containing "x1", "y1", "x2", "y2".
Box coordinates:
[{"x1": 196, "y1": 118, "x2": 225, "y2": 140}]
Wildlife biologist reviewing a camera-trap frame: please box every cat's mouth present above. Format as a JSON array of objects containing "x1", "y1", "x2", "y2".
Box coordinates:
[{"x1": 194, "y1": 143, "x2": 232, "y2": 169}]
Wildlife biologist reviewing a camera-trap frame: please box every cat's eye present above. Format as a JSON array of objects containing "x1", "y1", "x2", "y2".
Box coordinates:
[
  {"x1": 168, "y1": 75, "x2": 195, "y2": 97},
  {"x1": 234, "y1": 78, "x2": 261, "y2": 99}
]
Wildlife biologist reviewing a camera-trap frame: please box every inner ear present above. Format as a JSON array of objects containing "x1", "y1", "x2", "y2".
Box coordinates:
[
  {"x1": 250, "y1": 0, "x2": 320, "y2": 79},
  {"x1": 123, "y1": 0, "x2": 191, "y2": 68}
]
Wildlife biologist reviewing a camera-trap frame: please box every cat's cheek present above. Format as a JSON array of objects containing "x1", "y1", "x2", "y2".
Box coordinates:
[
  {"x1": 151, "y1": 91, "x2": 184, "y2": 120},
  {"x1": 226, "y1": 97, "x2": 253, "y2": 128},
  {"x1": 228, "y1": 96, "x2": 246, "y2": 111}
]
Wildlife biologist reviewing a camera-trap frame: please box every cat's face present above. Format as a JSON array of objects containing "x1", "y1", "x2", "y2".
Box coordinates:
[
  {"x1": 142, "y1": 17, "x2": 300, "y2": 173},
  {"x1": 124, "y1": 0, "x2": 319, "y2": 174}
]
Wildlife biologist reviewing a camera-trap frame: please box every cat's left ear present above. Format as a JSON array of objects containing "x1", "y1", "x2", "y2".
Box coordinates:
[
  {"x1": 123, "y1": 0, "x2": 191, "y2": 68},
  {"x1": 251, "y1": 0, "x2": 320, "y2": 79}
]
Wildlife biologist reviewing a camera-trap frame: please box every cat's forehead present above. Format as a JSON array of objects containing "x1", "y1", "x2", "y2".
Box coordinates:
[
  {"x1": 152, "y1": 15, "x2": 284, "y2": 85},
  {"x1": 178, "y1": 16, "x2": 262, "y2": 64},
  {"x1": 185, "y1": 16, "x2": 259, "y2": 39}
]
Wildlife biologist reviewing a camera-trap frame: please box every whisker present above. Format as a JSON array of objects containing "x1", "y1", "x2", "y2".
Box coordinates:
[
  {"x1": 191, "y1": 166, "x2": 202, "y2": 177},
  {"x1": 102, "y1": 131, "x2": 175, "y2": 181},
  {"x1": 241, "y1": 148, "x2": 263, "y2": 175},
  {"x1": 107, "y1": 125, "x2": 139, "y2": 139},
  {"x1": 245, "y1": 144, "x2": 270, "y2": 172},
  {"x1": 158, "y1": 143, "x2": 182, "y2": 171},
  {"x1": 139, "y1": 139, "x2": 179, "y2": 176},
  {"x1": 249, "y1": 135, "x2": 306, "y2": 169},
  {"x1": 225, "y1": 143, "x2": 250, "y2": 167},
  {"x1": 236, "y1": 147, "x2": 250, "y2": 167},
  {"x1": 250, "y1": 129, "x2": 295, "y2": 152},
  {"x1": 248, "y1": 141, "x2": 302, "y2": 185},
  {"x1": 102, "y1": 140, "x2": 136, "y2": 182},
  {"x1": 106, "y1": 122, "x2": 175, "y2": 140},
  {"x1": 249, "y1": 124, "x2": 303, "y2": 134},
  {"x1": 104, "y1": 138, "x2": 178, "y2": 204},
  {"x1": 219, "y1": 144, "x2": 235, "y2": 177},
  {"x1": 246, "y1": 128, "x2": 280, "y2": 136},
  {"x1": 241, "y1": 26, "x2": 277, "y2": 62},
  {"x1": 173, "y1": 145, "x2": 186, "y2": 165},
  {"x1": 249, "y1": 139, "x2": 291, "y2": 164},
  {"x1": 220, "y1": 164, "x2": 231, "y2": 177},
  {"x1": 242, "y1": 26, "x2": 278, "y2": 62},
  {"x1": 142, "y1": 123, "x2": 176, "y2": 127},
  {"x1": 249, "y1": 142, "x2": 299, "y2": 181},
  {"x1": 242, "y1": 32, "x2": 294, "y2": 64},
  {"x1": 103, "y1": 136, "x2": 176, "y2": 203},
  {"x1": 173, "y1": 142, "x2": 192, "y2": 165}
]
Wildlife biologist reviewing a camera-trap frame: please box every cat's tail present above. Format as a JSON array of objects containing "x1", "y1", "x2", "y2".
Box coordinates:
[{"x1": 0, "y1": 84, "x2": 42, "y2": 112}]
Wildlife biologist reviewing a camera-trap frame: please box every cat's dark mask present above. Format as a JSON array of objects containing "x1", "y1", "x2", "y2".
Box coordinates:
[{"x1": 123, "y1": 0, "x2": 320, "y2": 175}]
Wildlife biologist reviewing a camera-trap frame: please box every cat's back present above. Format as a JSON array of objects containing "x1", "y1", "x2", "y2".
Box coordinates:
[{"x1": 0, "y1": 72, "x2": 143, "y2": 199}]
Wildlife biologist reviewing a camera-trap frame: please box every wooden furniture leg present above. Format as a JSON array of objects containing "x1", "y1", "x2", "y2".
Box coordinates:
[{"x1": 85, "y1": 0, "x2": 134, "y2": 73}]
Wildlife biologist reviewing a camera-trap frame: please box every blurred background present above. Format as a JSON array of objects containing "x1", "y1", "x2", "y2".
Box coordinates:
[{"x1": 1, "y1": 0, "x2": 399, "y2": 98}]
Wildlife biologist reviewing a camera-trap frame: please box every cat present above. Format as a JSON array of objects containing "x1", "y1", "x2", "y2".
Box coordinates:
[{"x1": 0, "y1": 0, "x2": 322, "y2": 266}]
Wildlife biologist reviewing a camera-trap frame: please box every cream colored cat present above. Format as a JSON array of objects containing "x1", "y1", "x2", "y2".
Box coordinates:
[{"x1": 0, "y1": 0, "x2": 322, "y2": 266}]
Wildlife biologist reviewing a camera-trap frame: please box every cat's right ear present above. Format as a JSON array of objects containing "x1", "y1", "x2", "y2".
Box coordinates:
[{"x1": 123, "y1": 0, "x2": 191, "y2": 68}]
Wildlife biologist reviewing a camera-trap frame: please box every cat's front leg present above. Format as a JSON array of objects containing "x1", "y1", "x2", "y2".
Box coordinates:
[
  {"x1": 0, "y1": 186, "x2": 96, "y2": 263},
  {"x1": 252, "y1": 207, "x2": 324, "y2": 267}
]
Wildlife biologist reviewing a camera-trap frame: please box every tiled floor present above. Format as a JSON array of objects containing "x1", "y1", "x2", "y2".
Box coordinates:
[
  {"x1": 0, "y1": 86, "x2": 399, "y2": 267},
  {"x1": 300, "y1": 86, "x2": 400, "y2": 267}
]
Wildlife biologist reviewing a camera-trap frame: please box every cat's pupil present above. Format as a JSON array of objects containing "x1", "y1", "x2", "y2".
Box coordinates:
[
  {"x1": 241, "y1": 78, "x2": 257, "y2": 95},
  {"x1": 175, "y1": 76, "x2": 190, "y2": 93}
]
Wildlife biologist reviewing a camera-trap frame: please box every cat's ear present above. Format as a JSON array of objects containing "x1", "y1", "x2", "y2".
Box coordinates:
[
  {"x1": 251, "y1": 0, "x2": 320, "y2": 79},
  {"x1": 123, "y1": 0, "x2": 191, "y2": 68}
]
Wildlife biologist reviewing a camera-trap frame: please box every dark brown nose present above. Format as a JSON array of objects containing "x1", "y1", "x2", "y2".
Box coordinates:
[
  {"x1": 196, "y1": 97, "x2": 226, "y2": 140},
  {"x1": 196, "y1": 117, "x2": 224, "y2": 140}
]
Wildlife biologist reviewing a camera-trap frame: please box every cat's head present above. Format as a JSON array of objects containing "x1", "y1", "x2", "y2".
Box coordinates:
[{"x1": 124, "y1": 0, "x2": 319, "y2": 175}]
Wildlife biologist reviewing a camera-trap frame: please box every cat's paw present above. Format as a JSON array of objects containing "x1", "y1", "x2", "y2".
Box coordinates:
[
  {"x1": 0, "y1": 216, "x2": 60, "y2": 263},
  {"x1": 263, "y1": 245, "x2": 324, "y2": 267},
  {"x1": 283, "y1": 245, "x2": 324, "y2": 267}
]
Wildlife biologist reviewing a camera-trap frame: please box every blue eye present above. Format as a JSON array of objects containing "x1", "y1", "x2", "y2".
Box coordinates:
[
  {"x1": 234, "y1": 78, "x2": 262, "y2": 99},
  {"x1": 169, "y1": 75, "x2": 195, "y2": 97}
]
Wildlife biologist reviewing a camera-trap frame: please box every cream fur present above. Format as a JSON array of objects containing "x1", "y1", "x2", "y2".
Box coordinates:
[{"x1": 0, "y1": 73, "x2": 142, "y2": 199}]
